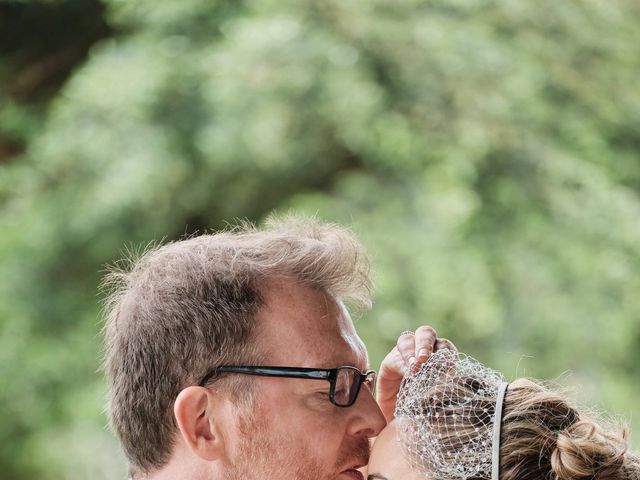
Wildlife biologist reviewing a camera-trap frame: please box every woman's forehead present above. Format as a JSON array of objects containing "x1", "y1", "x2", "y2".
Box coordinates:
[{"x1": 368, "y1": 421, "x2": 424, "y2": 480}]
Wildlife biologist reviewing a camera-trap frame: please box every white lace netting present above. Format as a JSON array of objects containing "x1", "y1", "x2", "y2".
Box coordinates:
[{"x1": 394, "y1": 348, "x2": 506, "y2": 480}]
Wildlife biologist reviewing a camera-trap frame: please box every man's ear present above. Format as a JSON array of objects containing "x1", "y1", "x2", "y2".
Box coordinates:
[{"x1": 174, "y1": 386, "x2": 228, "y2": 461}]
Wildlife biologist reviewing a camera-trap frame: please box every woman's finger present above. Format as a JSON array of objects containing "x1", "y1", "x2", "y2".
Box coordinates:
[
  {"x1": 376, "y1": 346, "x2": 406, "y2": 421},
  {"x1": 435, "y1": 337, "x2": 457, "y2": 353},
  {"x1": 396, "y1": 331, "x2": 417, "y2": 368},
  {"x1": 414, "y1": 325, "x2": 438, "y2": 363}
]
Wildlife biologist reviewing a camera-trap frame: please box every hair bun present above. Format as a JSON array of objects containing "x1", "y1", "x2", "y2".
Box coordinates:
[{"x1": 551, "y1": 420, "x2": 628, "y2": 480}]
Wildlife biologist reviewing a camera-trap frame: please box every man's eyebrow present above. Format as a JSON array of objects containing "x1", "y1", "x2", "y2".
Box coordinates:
[{"x1": 368, "y1": 474, "x2": 389, "y2": 480}]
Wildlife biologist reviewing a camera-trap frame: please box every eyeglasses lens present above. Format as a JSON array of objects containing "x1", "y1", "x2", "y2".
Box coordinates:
[
  {"x1": 334, "y1": 368, "x2": 360, "y2": 406},
  {"x1": 364, "y1": 370, "x2": 376, "y2": 395}
]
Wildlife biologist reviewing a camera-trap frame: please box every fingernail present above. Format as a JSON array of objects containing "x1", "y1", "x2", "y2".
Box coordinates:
[
  {"x1": 418, "y1": 348, "x2": 428, "y2": 358},
  {"x1": 408, "y1": 356, "x2": 417, "y2": 366}
]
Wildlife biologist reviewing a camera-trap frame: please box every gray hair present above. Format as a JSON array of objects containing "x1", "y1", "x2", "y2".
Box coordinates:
[{"x1": 101, "y1": 215, "x2": 372, "y2": 474}]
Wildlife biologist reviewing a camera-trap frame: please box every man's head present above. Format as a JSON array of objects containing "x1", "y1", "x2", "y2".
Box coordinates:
[{"x1": 102, "y1": 216, "x2": 386, "y2": 478}]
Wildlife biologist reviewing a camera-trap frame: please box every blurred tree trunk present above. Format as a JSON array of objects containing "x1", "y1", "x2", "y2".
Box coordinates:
[{"x1": 0, "y1": 0, "x2": 114, "y2": 164}]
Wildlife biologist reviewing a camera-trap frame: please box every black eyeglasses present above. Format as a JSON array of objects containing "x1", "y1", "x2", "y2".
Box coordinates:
[{"x1": 199, "y1": 365, "x2": 377, "y2": 408}]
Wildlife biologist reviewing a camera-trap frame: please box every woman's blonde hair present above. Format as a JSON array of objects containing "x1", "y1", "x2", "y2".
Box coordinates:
[
  {"x1": 499, "y1": 378, "x2": 639, "y2": 480},
  {"x1": 409, "y1": 374, "x2": 640, "y2": 479}
]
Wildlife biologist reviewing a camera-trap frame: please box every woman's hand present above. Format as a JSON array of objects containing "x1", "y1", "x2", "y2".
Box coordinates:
[{"x1": 376, "y1": 326, "x2": 456, "y2": 422}]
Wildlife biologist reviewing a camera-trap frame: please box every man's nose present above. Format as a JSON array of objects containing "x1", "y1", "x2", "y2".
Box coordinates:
[{"x1": 347, "y1": 387, "x2": 387, "y2": 438}]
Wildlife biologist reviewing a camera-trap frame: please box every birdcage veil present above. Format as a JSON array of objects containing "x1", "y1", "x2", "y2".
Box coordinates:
[{"x1": 394, "y1": 348, "x2": 509, "y2": 480}]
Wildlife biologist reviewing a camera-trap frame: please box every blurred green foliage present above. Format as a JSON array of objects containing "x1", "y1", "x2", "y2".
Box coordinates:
[{"x1": 1, "y1": 0, "x2": 639, "y2": 478}]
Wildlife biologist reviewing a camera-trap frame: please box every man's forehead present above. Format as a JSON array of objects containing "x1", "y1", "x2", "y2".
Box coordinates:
[
  {"x1": 255, "y1": 279, "x2": 369, "y2": 368},
  {"x1": 332, "y1": 300, "x2": 369, "y2": 366},
  {"x1": 312, "y1": 323, "x2": 369, "y2": 369}
]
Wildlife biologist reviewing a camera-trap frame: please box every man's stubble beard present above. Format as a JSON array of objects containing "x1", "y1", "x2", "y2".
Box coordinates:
[{"x1": 223, "y1": 404, "x2": 369, "y2": 480}]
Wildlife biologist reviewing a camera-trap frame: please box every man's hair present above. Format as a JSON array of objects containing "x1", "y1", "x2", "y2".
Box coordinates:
[{"x1": 101, "y1": 215, "x2": 372, "y2": 474}]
